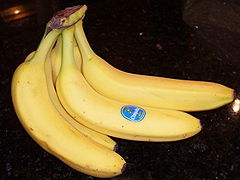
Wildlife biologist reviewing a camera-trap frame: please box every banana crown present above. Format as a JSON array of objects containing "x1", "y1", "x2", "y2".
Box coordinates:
[
  {"x1": 31, "y1": 5, "x2": 87, "y2": 63},
  {"x1": 49, "y1": 5, "x2": 87, "y2": 30}
]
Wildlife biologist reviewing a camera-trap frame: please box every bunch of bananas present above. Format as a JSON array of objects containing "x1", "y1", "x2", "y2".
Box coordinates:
[{"x1": 11, "y1": 5, "x2": 234, "y2": 178}]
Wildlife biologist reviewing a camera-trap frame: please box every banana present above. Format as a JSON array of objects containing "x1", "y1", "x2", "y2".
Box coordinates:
[
  {"x1": 48, "y1": 35, "x2": 117, "y2": 151},
  {"x1": 74, "y1": 14, "x2": 234, "y2": 112},
  {"x1": 11, "y1": 6, "x2": 126, "y2": 178},
  {"x1": 56, "y1": 25, "x2": 202, "y2": 142}
]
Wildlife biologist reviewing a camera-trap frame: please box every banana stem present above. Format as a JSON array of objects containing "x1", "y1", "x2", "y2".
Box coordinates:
[
  {"x1": 31, "y1": 29, "x2": 61, "y2": 64},
  {"x1": 31, "y1": 5, "x2": 87, "y2": 64},
  {"x1": 62, "y1": 27, "x2": 77, "y2": 69},
  {"x1": 74, "y1": 20, "x2": 95, "y2": 61}
]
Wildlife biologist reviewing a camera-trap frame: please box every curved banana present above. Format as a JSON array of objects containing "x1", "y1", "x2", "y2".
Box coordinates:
[
  {"x1": 48, "y1": 36, "x2": 117, "y2": 151},
  {"x1": 56, "y1": 26, "x2": 202, "y2": 142},
  {"x1": 74, "y1": 17, "x2": 234, "y2": 112},
  {"x1": 11, "y1": 7, "x2": 126, "y2": 178}
]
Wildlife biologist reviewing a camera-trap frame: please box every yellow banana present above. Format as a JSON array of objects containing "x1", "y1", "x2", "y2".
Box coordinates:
[
  {"x1": 11, "y1": 7, "x2": 126, "y2": 178},
  {"x1": 56, "y1": 25, "x2": 202, "y2": 142},
  {"x1": 48, "y1": 35, "x2": 117, "y2": 151},
  {"x1": 74, "y1": 14, "x2": 234, "y2": 112}
]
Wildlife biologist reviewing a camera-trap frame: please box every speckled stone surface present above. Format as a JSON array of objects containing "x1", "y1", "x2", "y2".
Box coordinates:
[{"x1": 1, "y1": 0, "x2": 240, "y2": 179}]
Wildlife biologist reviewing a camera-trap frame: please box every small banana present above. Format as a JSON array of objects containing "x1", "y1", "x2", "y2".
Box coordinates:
[
  {"x1": 74, "y1": 10, "x2": 234, "y2": 112},
  {"x1": 48, "y1": 35, "x2": 117, "y2": 151},
  {"x1": 56, "y1": 25, "x2": 202, "y2": 142},
  {"x1": 11, "y1": 6, "x2": 126, "y2": 178}
]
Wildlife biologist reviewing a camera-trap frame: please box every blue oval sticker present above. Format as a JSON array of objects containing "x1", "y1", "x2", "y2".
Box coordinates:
[{"x1": 121, "y1": 105, "x2": 146, "y2": 122}]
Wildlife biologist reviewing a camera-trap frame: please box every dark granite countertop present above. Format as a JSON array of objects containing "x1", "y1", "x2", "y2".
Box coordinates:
[{"x1": 1, "y1": 0, "x2": 240, "y2": 179}]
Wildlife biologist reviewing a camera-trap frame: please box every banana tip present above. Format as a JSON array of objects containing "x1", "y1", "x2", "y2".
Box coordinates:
[
  {"x1": 113, "y1": 144, "x2": 118, "y2": 152},
  {"x1": 121, "y1": 163, "x2": 127, "y2": 174}
]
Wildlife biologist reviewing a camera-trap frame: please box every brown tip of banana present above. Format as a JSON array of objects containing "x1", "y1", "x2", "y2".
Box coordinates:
[
  {"x1": 113, "y1": 144, "x2": 119, "y2": 152},
  {"x1": 121, "y1": 163, "x2": 127, "y2": 174}
]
